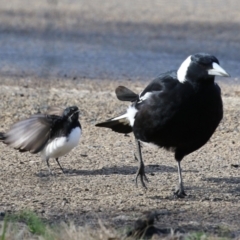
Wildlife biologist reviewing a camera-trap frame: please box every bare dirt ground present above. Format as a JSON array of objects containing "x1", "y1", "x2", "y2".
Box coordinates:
[
  {"x1": 1, "y1": 0, "x2": 240, "y2": 238},
  {"x1": 0, "y1": 78, "x2": 240, "y2": 238}
]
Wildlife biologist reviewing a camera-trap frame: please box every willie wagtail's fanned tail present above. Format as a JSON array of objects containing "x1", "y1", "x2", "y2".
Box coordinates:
[
  {"x1": 0, "y1": 132, "x2": 28, "y2": 152},
  {"x1": 115, "y1": 86, "x2": 138, "y2": 102},
  {"x1": 96, "y1": 118, "x2": 132, "y2": 134}
]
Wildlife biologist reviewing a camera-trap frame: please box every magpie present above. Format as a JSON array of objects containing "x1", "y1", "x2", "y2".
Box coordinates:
[
  {"x1": 0, "y1": 106, "x2": 81, "y2": 174},
  {"x1": 96, "y1": 53, "x2": 230, "y2": 198}
]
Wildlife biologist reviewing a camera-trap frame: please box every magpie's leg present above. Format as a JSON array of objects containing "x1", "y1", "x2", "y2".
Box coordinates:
[
  {"x1": 174, "y1": 160, "x2": 187, "y2": 198},
  {"x1": 135, "y1": 138, "x2": 148, "y2": 188},
  {"x1": 55, "y1": 158, "x2": 65, "y2": 173}
]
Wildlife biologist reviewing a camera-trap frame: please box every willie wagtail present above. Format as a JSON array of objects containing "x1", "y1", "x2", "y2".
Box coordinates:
[{"x1": 0, "y1": 106, "x2": 81, "y2": 174}]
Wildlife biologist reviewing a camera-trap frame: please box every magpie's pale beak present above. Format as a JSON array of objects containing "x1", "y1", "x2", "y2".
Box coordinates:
[{"x1": 208, "y1": 62, "x2": 230, "y2": 77}]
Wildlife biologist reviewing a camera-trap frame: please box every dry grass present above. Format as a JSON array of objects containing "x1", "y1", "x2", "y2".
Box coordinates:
[
  {"x1": 0, "y1": 211, "x2": 234, "y2": 240},
  {"x1": 0, "y1": 211, "x2": 122, "y2": 240}
]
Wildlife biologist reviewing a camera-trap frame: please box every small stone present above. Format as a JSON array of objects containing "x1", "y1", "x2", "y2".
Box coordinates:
[
  {"x1": 0, "y1": 212, "x2": 5, "y2": 217},
  {"x1": 113, "y1": 215, "x2": 129, "y2": 221},
  {"x1": 61, "y1": 198, "x2": 69, "y2": 207}
]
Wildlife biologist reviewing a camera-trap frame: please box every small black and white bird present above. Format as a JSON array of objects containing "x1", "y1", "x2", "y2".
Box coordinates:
[
  {"x1": 96, "y1": 53, "x2": 230, "y2": 197},
  {"x1": 0, "y1": 106, "x2": 81, "y2": 174}
]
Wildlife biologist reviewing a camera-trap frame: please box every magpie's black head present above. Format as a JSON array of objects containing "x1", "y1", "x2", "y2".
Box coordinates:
[
  {"x1": 177, "y1": 53, "x2": 230, "y2": 84},
  {"x1": 62, "y1": 106, "x2": 79, "y2": 122}
]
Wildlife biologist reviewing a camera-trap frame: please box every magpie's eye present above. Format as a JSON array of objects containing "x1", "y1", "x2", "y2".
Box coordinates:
[
  {"x1": 200, "y1": 62, "x2": 210, "y2": 67},
  {"x1": 199, "y1": 59, "x2": 212, "y2": 66}
]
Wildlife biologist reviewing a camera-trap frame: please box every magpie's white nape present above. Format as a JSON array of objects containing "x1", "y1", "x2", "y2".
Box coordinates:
[
  {"x1": 177, "y1": 56, "x2": 192, "y2": 83},
  {"x1": 96, "y1": 53, "x2": 230, "y2": 198},
  {"x1": 0, "y1": 106, "x2": 82, "y2": 175}
]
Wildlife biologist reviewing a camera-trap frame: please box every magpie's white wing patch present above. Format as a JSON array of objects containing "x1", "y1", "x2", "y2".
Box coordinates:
[
  {"x1": 138, "y1": 92, "x2": 153, "y2": 103},
  {"x1": 126, "y1": 105, "x2": 138, "y2": 126},
  {"x1": 112, "y1": 105, "x2": 138, "y2": 127}
]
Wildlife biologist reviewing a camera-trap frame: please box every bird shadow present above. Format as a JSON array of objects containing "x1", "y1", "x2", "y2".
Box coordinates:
[
  {"x1": 67, "y1": 164, "x2": 177, "y2": 176},
  {"x1": 203, "y1": 177, "x2": 240, "y2": 194},
  {"x1": 146, "y1": 177, "x2": 240, "y2": 201},
  {"x1": 35, "y1": 164, "x2": 179, "y2": 178},
  {"x1": 147, "y1": 164, "x2": 199, "y2": 173},
  {"x1": 203, "y1": 177, "x2": 240, "y2": 184}
]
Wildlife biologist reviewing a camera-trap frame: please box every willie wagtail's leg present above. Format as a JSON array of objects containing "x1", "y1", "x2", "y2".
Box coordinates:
[
  {"x1": 135, "y1": 138, "x2": 148, "y2": 188},
  {"x1": 174, "y1": 160, "x2": 187, "y2": 198},
  {"x1": 46, "y1": 158, "x2": 53, "y2": 175},
  {"x1": 55, "y1": 158, "x2": 65, "y2": 173}
]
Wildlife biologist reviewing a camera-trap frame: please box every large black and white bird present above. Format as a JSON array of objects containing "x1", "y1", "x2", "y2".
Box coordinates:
[
  {"x1": 0, "y1": 106, "x2": 81, "y2": 174},
  {"x1": 96, "y1": 53, "x2": 230, "y2": 197}
]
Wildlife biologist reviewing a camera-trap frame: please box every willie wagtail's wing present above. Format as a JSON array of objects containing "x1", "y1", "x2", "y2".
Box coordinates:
[
  {"x1": 1, "y1": 114, "x2": 61, "y2": 153},
  {"x1": 46, "y1": 106, "x2": 65, "y2": 116}
]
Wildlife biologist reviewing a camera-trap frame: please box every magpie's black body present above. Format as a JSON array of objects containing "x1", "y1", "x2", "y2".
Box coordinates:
[
  {"x1": 0, "y1": 106, "x2": 81, "y2": 174},
  {"x1": 96, "y1": 53, "x2": 230, "y2": 197},
  {"x1": 134, "y1": 71, "x2": 223, "y2": 159}
]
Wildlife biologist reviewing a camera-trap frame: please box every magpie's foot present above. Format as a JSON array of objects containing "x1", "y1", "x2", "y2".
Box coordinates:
[
  {"x1": 135, "y1": 166, "x2": 149, "y2": 189},
  {"x1": 174, "y1": 188, "x2": 187, "y2": 198}
]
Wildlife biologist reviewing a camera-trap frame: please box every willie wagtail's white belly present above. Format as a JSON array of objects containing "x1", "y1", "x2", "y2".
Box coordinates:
[{"x1": 41, "y1": 127, "x2": 81, "y2": 159}]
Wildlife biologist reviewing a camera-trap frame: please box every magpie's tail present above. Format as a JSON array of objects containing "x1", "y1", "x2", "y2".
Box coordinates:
[
  {"x1": 95, "y1": 115, "x2": 132, "y2": 134},
  {"x1": 0, "y1": 132, "x2": 6, "y2": 141},
  {"x1": 115, "y1": 86, "x2": 138, "y2": 102}
]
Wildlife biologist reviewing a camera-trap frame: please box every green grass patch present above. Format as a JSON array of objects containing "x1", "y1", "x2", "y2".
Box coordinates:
[
  {"x1": 0, "y1": 217, "x2": 8, "y2": 240},
  {"x1": 1, "y1": 210, "x2": 53, "y2": 240},
  {"x1": 186, "y1": 232, "x2": 208, "y2": 240}
]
